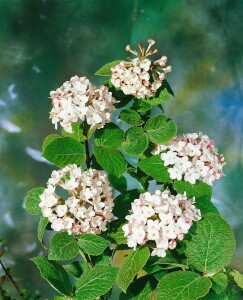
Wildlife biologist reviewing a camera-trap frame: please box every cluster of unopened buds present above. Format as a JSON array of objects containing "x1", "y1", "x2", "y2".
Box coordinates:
[
  {"x1": 152, "y1": 133, "x2": 226, "y2": 185},
  {"x1": 39, "y1": 165, "x2": 114, "y2": 235},
  {"x1": 122, "y1": 190, "x2": 201, "y2": 257},
  {"x1": 49, "y1": 75, "x2": 116, "y2": 133},
  {"x1": 111, "y1": 38, "x2": 172, "y2": 99}
]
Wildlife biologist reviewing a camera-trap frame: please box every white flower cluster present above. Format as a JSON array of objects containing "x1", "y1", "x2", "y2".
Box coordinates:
[
  {"x1": 49, "y1": 76, "x2": 117, "y2": 133},
  {"x1": 122, "y1": 190, "x2": 201, "y2": 257},
  {"x1": 111, "y1": 39, "x2": 172, "y2": 99},
  {"x1": 39, "y1": 165, "x2": 114, "y2": 235},
  {"x1": 152, "y1": 133, "x2": 226, "y2": 185}
]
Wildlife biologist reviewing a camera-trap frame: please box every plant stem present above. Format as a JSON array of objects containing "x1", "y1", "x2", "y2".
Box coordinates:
[
  {"x1": 79, "y1": 251, "x2": 93, "y2": 269},
  {"x1": 0, "y1": 260, "x2": 23, "y2": 298},
  {"x1": 83, "y1": 121, "x2": 91, "y2": 168}
]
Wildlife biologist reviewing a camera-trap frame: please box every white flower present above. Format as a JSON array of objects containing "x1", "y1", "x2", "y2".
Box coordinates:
[
  {"x1": 111, "y1": 39, "x2": 171, "y2": 99},
  {"x1": 152, "y1": 132, "x2": 226, "y2": 185},
  {"x1": 123, "y1": 190, "x2": 201, "y2": 257},
  {"x1": 39, "y1": 165, "x2": 114, "y2": 235},
  {"x1": 50, "y1": 76, "x2": 117, "y2": 132}
]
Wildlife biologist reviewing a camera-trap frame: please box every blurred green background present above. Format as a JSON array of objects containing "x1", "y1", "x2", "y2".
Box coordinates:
[{"x1": 0, "y1": 0, "x2": 242, "y2": 298}]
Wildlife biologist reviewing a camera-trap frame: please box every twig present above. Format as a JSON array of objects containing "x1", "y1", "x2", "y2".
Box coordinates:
[
  {"x1": 0, "y1": 260, "x2": 23, "y2": 297},
  {"x1": 83, "y1": 121, "x2": 91, "y2": 168}
]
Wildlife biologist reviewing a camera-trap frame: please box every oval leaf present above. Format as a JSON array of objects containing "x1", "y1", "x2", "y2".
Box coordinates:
[
  {"x1": 25, "y1": 187, "x2": 44, "y2": 215},
  {"x1": 119, "y1": 110, "x2": 144, "y2": 126},
  {"x1": 75, "y1": 265, "x2": 118, "y2": 300},
  {"x1": 93, "y1": 146, "x2": 126, "y2": 178},
  {"x1": 94, "y1": 123, "x2": 124, "y2": 149},
  {"x1": 38, "y1": 216, "x2": 49, "y2": 247},
  {"x1": 62, "y1": 122, "x2": 85, "y2": 143},
  {"x1": 138, "y1": 155, "x2": 170, "y2": 182},
  {"x1": 31, "y1": 256, "x2": 72, "y2": 296},
  {"x1": 48, "y1": 232, "x2": 79, "y2": 261},
  {"x1": 42, "y1": 134, "x2": 61, "y2": 152},
  {"x1": 156, "y1": 271, "x2": 211, "y2": 300},
  {"x1": 141, "y1": 86, "x2": 170, "y2": 106},
  {"x1": 186, "y1": 213, "x2": 236, "y2": 276},
  {"x1": 117, "y1": 246, "x2": 150, "y2": 292},
  {"x1": 42, "y1": 137, "x2": 86, "y2": 167},
  {"x1": 108, "y1": 174, "x2": 127, "y2": 193},
  {"x1": 121, "y1": 127, "x2": 148, "y2": 156},
  {"x1": 95, "y1": 60, "x2": 121, "y2": 76},
  {"x1": 144, "y1": 115, "x2": 177, "y2": 144},
  {"x1": 78, "y1": 234, "x2": 109, "y2": 256}
]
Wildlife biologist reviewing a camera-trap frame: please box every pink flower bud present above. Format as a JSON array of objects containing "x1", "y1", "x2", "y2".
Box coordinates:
[
  {"x1": 125, "y1": 45, "x2": 131, "y2": 51},
  {"x1": 148, "y1": 38, "x2": 155, "y2": 45}
]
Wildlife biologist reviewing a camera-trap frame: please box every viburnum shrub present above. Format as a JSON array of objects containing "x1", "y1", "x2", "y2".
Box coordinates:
[{"x1": 25, "y1": 39, "x2": 243, "y2": 300}]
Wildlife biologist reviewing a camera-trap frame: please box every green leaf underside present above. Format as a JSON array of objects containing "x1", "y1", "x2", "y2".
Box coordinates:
[
  {"x1": 25, "y1": 187, "x2": 44, "y2": 215},
  {"x1": 229, "y1": 269, "x2": 243, "y2": 288},
  {"x1": 156, "y1": 271, "x2": 212, "y2": 300},
  {"x1": 119, "y1": 109, "x2": 144, "y2": 126},
  {"x1": 211, "y1": 273, "x2": 228, "y2": 294},
  {"x1": 117, "y1": 246, "x2": 150, "y2": 292},
  {"x1": 31, "y1": 256, "x2": 72, "y2": 296},
  {"x1": 138, "y1": 155, "x2": 170, "y2": 182},
  {"x1": 113, "y1": 189, "x2": 144, "y2": 219},
  {"x1": 174, "y1": 181, "x2": 218, "y2": 214},
  {"x1": 75, "y1": 265, "x2": 118, "y2": 300},
  {"x1": 141, "y1": 86, "x2": 170, "y2": 105},
  {"x1": 37, "y1": 216, "x2": 49, "y2": 246},
  {"x1": 108, "y1": 220, "x2": 127, "y2": 244},
  {"x1": 145, "y1": 115, "x2": 177, "y2": 144},
  {"x1": 48, "y1": 232, "x2": 79, "y2": 261},
  {"x1": 185, "y1": 213, "x2": 236, "y2": 276},
  {"x1": 78, "y1": 234, "x2": 109, "y2": 256},
  {"x1": 94, "y1": 123, "x2": 124, "y2": 149},
  {"x1": 62, "y1": 122, "x2": 85, "y2": 143},
  {"x1": 108, "y1": 174, "x2": 127, "y2": 193},
  {"x1": 42, "y1": 137, "x2": 86, "y2": 167},
  {"x1": 63, "y1": 261, "x2": 89, "y2": 278},
  {"x1": 119, "y1": 275, "x2": 156, "y2": 300},
  {"x1": 95, "y1": 60, "x2": 121, "y2": 76},
  {"x1": 93, "y1": 146, "x2": 126, "y2": 178},
  {"x1": 42, "y1": 134, "x2": 61, "y2": 152},
  {"x1": 122, "y1": 127, "x2": 148, "y2": 156}
]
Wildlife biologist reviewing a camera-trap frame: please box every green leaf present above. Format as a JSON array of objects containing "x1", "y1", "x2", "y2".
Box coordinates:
[
  {"x1": 48, "y1": 232, "x2": 79, "y2": 261},
  {"x1": 37, "y1": 216, "x2": 49, "y2": 247},
  {"x1": 185, "y1": 213, "x2": 236, "y2": 276},
  {"x1": 119, "y1": 275, "x2": 157, "y2": 300},
  {"x1": 62, "y1": 122, "x2": 85, "y2": 143},
  {"x1": 42, "y1": 134, "x2": 61, "y2": 152},
  {"x1": 113, "y1": 189, "x2": 143, "y2": 219},
  {"x1": 138, "y1": 155, "x2": 170, "y2": 182},
  {"x1": 25, "y1": 187, "x2": 44, "y2": 215},
  {"x1": 201, "y1": 291, "x2": 228, "y2": 300},
  {"x1": 42, "y1": 137, "x2": 86, "y2": 167},
  {"x1": 63, "y1": 261, "x2": 88, "y2": 278},
  {"x1": 211, "y1": 273, "x2": 228, "y2": 294},
  {"x1": 78, "y1": 234, "x2": 109, "y2": 256},
  {"x1": 228, "y1": 269, "x2": 243, "y2": 288},
  {"x1": 93, "y1": 146, "x2": 126, "y2": 178},
  {"x1": 95, "y1": 60, "x2": 121, "y2": 76},
  {"x1": 108, "y1": 220, "x2": 127, "y2": 244},
  {"x1": 145, "y1": 254, "x2": 189, "y2": 272},
  {"x1": 131, "y1": 99, "x2": 152, "y2": 112},
  {"x1": 144, "y1": 115, "x2": 177, "y2": 144},
  {"x1": 94, "y1": 123, "x2": 124, "y2": 149},
  {"x1": 121, "y1": 127, "x2": 148, "y2": 156},
  {"x1": 119, "y1": 109, "x2": 144, "y2": 126},
  {"x1": 75, "y1": 265, "x2": 118, "y2": 300},
  {"x1": 156, "y1": 271, "x2": 212, "y2": 300},
  {"x1": 54, "y1": 296, "x2": 68, "y2": 300},
  {"x1": 31, "y1": 256, "x2": 72, "y2": 296},
  {"x1": 117, "y1": 246, "x2": 150, "y2": 292},
  {"x1": 174, "y1": 180, "x2": 218, "y2": 214},
  {"x1": 141, "y1": 86, "x2": 170, "y2": 106},
  {"x1": 108, "y1": 174, "x2": 127, "y2": 193}
]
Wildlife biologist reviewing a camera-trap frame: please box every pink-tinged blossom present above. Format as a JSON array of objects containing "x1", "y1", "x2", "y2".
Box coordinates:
[
  {"x1": 152, "y1": 132, "x2": 226, "y2": 185},
  {"x1": 39, "y1": 165, "x2": 114, "y2": 235},
  {"x1": 49, "y1": 76, "x2": 117, "y2": 133},
  {"x1": 122, "y1": 190, "x2": 201, "y2": 257},
  {"x1": 111, "y1": 39, "x2": 172, "y2": 99}
]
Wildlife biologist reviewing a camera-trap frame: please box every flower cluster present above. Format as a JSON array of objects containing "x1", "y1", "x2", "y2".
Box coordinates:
[
  {"x1": 49, "y1": 76, "x2": 116, "y2": 133},
  {"x1": 122, "y1": 190, "x2": 201, "y2": 257},
  {"x1": 111, "y1": 39, "x2": 172, "y2": 99},
  {"x1": 152, "y1": 133, "x2": 226, "y2": 185},
  {"x1": 39, "y1": 165, "x2": 114, "y2": 235}
]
